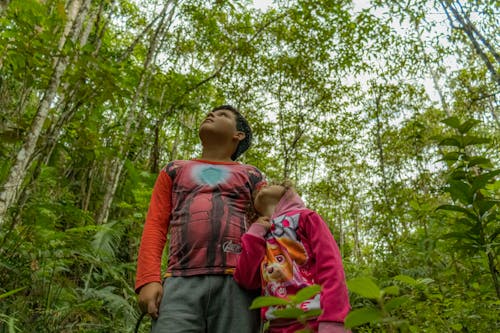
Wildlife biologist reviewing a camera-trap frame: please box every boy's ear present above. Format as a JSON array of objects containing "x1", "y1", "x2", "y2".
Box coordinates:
[{"x1": 234, "y1": 131, "x2": 245, "y2": 142}]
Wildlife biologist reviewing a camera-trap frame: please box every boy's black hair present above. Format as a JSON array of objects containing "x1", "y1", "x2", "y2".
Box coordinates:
[{"x1": 211, "y1": 104, "x2": 252, "y2": 160}]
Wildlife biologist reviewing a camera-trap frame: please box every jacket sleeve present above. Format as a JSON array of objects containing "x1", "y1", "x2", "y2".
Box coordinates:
[
  {"x1": 135, "y1": 170, "x2": 172, "y2": 293},
  {"x1": 302, "y1": 211, "x2": 350, "y2": 325},
  {"x1": 233, "y1": 223, "x2": 268, "y2": 290}
]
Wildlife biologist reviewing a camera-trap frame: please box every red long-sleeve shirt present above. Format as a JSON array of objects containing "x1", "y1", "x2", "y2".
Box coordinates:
[{"x1": 135, "y1": 159, "x2": 266, "y2": 292}]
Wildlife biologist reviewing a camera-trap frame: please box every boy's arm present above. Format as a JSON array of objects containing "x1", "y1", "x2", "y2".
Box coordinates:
[
  {"x1": 135, "y1": 170, "x2": 172, "y2": 292},
  {"x1": 303, "y1": 211, "x2": 350, "y2": 331},
  {"x1": 233, "y1": 221, "x2": 269, "y2": 290}
]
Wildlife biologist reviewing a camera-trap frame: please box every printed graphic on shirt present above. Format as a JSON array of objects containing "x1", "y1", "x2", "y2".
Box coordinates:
[
  {"x1": 222, "y1": 239, "x2": 242, "y2": 254},
  {"x1": 262, "y1": 213, "x2": 321, "y2": 320},
  {"x1": 192, "y1": 164, "x2": 230, "y2": 186}
]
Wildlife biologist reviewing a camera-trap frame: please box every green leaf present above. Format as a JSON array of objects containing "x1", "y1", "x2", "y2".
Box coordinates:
[
  {"x1": 441, "y1": 116, "x2": 461, "y2": 129},
  {"x1": 298, "y1": 309, "x2": 323, "y2": 319},
  {"x1": 292, "y1": 284, "x2": 321, "y2": 303},
  {"x1": 468, "y1": 157, "x2": 493, "y2": 168},
  {"x1": 384, "y1": 296, "x2": 409, "y2": 312},
  {"x1": 489, "y1": 229, "x2": 500, "y2": 242},
  {"x1": 272, "y1": 308, "x2": 305, "y2": 319},
  {"x1": 457, "y1": 119, "x2": 480, "y2": 134},
  {"x1": 0, "y1": 287, "x2": 27, "y2": 300},
  {"x1": 383, "y1": 285, "x2": 399, "y2": 296},
  {"x1": 344, "y1": 307, "x2": 382, "y2": 328},
  {"x1": 438, "y1": 137, "x2": 461, "y2": 147},
  {"x1": 442, "y1": 232, "x2": 478, "y2": 243},
  {"x1": 418, "y1": 277, "x2": 434, "y2": 286},
  {"x1": 486, "y1": 180, "x2": 500, "y2": 191},
  {"x1": 462, "y1": 136, "x2": 490, "y2": 146},
  {"x1": 448, "y1": 170, "x2": 467, "y2": 180},
  {"x1": 474, "y1": 199, "x2": 498, "y2": 217},
  {"x1": 409, "y1": 200, "x2": 420, "y2": 210},
  {"x1": 393, "y1": 275, "x2": 417, "y2": 286},
  {"x1": 440, "y1": 152, "x2": 461, "y2": 162},
  {"x1": 436, "y1": 205, "x2": 477, "y2": 220},
  {"x1": 249, "y1": 296, "x2": 289, "y2": 309},
  {"x1": 446, "y1": 180, "x2": 472, "y2": 204},
  {"x1": 472, "y1": 170, "x2": 500, "y2": 192},
  {"x1": 347, "y1": 277, "x2": 381, "y2": 299}
]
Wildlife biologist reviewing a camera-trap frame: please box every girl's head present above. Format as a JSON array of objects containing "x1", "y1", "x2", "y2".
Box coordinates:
[{"x1": 253, "y1": 180, "x2": 294, "y2": 216}]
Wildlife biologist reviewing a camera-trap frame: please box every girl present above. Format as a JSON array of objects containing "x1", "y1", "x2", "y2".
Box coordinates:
[{"x1": 234, "y1": 181, "x2": 350, "y2": 333}]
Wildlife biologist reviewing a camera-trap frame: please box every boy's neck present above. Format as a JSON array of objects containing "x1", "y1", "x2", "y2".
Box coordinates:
[{"x1": 200, "y1": 148, "x2": 234, "y2": 162}]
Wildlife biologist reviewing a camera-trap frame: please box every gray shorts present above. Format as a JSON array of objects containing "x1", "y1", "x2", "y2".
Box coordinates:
[{"x1": 151, "y1": 275, "x2": 261, "y2": 333}]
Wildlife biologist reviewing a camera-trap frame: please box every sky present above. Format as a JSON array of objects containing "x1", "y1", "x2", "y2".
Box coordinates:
[{"x1": 249, "y1": 0, "x2": 459, "y2": 103}]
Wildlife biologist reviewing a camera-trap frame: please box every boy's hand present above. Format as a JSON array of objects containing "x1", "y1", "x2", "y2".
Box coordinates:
[
  {"x1": 255, "y1": 216, "x2": 271, "y2": 230},
  {"x1": 138, "y1": 282, "x2": 163, "y2": 319}
]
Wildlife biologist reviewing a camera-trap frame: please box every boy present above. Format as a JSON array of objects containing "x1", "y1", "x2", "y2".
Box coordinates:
[{"x1": 135, "y1": 105, "x2": 265, "y2": 332}]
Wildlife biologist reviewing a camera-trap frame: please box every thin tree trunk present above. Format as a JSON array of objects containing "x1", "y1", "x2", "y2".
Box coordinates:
[
  {"x1": 430, "y1": 68, "x2": 451, "y2": 116},
  {"x1": 487, "y1": 251, "x2": 500, "y2": 299},
  {"x1": 456, "y1": 0, "x2": 500, "y2": 65},
  {"x1": 95, "y1": 1, "x2": 176, "y2": 225},
  {"x1": 488, "y1": 98, "x2": 500, "y2": 130},
  {"x1": 7, "y1": 0, "x2": 97, "y2": 223},
  {"x1": 373, "y1": 91, "x2": 397, "y2": 255},
  {"x1": 351, "y1": 202, "x2": 362, "y2": 263},
  {"x1": 0, "y1": 0, "x2": 90, "y2": 225},
  {"x1": 41, "y1": 0, "x2": 107, "y2": 165},
  {"x1": 441, "y1": 0, "x2": 500, "y2": 87},
  {"x1": 82, "y1": 161, "x2": 96, "y2": 211}
]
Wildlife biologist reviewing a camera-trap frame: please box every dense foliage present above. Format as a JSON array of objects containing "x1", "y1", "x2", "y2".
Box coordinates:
[{"x1": 0, "y1": 0, "x2": 498, "y2": 332}]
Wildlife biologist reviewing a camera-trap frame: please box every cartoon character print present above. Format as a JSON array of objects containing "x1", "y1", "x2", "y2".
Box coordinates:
[
  {"x1": 262, "y1": 213, "x2": 321, "y2": 320},
  {"x1": 262, "y1": 214, "x2": 309, "y2": 295}
]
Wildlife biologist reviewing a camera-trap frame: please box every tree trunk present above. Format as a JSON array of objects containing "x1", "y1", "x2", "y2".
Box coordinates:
[
  {"x1": 441, "y1": 0, "x2": 500, "y2": 87},
  {"x1": 373, "y1": 91, "x2": 397, "y2": 255},
  {"x1": 487, "y1": 251, "x2": 500, "y2": 299},
  {"x1": 0, "y1": 0, "x2": 90, "y2": 225},
  {"x1": 95, "y1": 1, "x2": 176, "y2": 225}
]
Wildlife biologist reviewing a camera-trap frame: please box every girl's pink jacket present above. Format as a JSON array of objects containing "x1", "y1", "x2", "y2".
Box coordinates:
[{"x1": 234, "y1": 189, "x2": 350, "y2": 333}]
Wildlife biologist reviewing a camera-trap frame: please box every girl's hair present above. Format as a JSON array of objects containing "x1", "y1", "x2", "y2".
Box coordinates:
[{"x1": 245, "y1": 180, "x2": 296, "y2": 223}]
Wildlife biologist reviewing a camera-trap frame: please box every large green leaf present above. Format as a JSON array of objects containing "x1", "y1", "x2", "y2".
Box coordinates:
[
  {"x1": 383, "y1": 285, "x2": 400, "y2": 296},
  {"x1": 347, "y1": 277, "x2": 381, "y2": 299},
  {"x1": 436, "y1": 205, "x2": 477, "y2": 220},
  {"x1": 344, "y1": 308, "x2": 382, "y2": 328},
  {"x1": 462, "y1": 136, "x2": 490, "y2": 147},
  {"x1": 438, "y1": 137, "x2": 461, "y2": 147},
  {"x1": 473, "y1": 199, "x2": 498, "y2": 217},
  {"x1": 448, "y1": 170, "x2": 467, "y2": 180},
  {"x1": 393, "y1": 275, "x2": 417, "y2": 286},
  {"x1": 440, "y1": 151, "x2": 462, "y2": 162},
  {"x1": 468, "y1": 157, "x2": 493, "y2": 168},
  {"x1": 249, "y1": 296, "x2": 289, "y2": 309},
  {"x1": 472, "y1": 170, "x2": 500, "y2": 192},
  {"x1": 446, "y1": 180, "x2": 472, "y2": 204},
  {"x1": 272, "y1": 308, "x2": 322, "y2": 320},
  {"x1": 384, "y1": 296, "x2": 409, "y2": 312},
  {"x1": 442, "y1": 232, "x2": 481, "y2": 244},
  {"x1": 292, "y1": 284, "x2": 321, "y2": 303},
  {"x1": 271, "y1": 308, "x2": 305, "y2": 319},
  {"x1": 441, "y1": 116, "x2": 461, "y2": 129},
  {"x1": 457, "y1": 119, "x2": 480, "y2": 134}
]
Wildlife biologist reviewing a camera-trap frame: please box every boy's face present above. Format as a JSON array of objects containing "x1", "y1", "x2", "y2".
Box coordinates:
[
  {"x1": 253, "y1": 185, "x2": 286, "y2": 215},
  {"x1": 199, "y1": 109, "x2": 242, "y2": 141}
]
